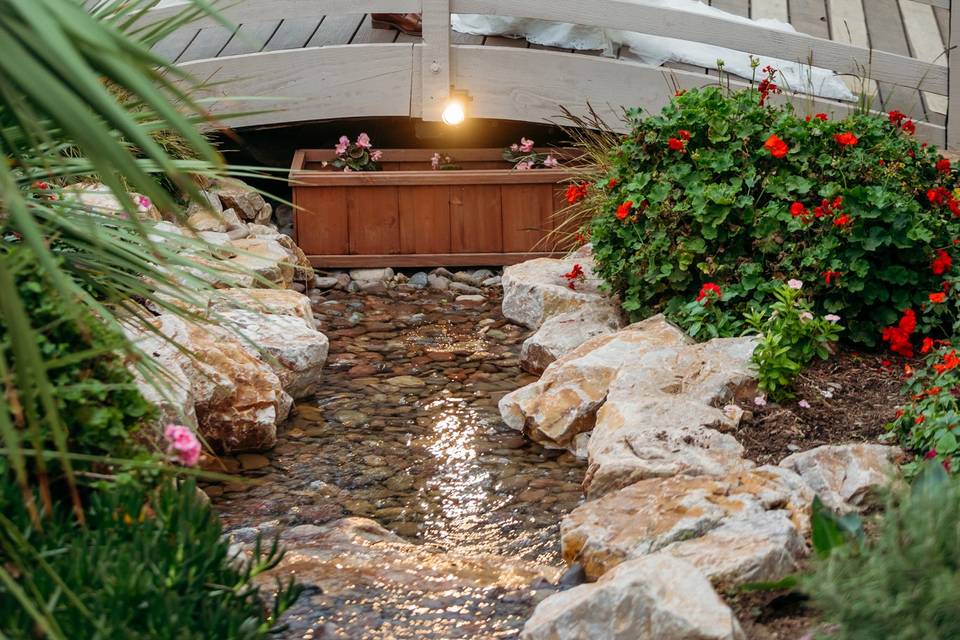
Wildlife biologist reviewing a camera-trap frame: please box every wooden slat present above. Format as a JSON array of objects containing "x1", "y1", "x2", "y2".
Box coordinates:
[
  {"x1": 501, "y1": 184, "x2": 553, "y2": 253},
  {"x1": 422, "y1": 0, "x2": 452, "y2": 120},
  {"x1": 152, "y1": 27, "x2": 199, "y2": 62},
  {"x1": 826, "y1": 0, "x2": 877, "y2": 97},
  {"x1": 306, "y1": 14, "x2": 364, "y2": 46},
  {"x1": 863, "y1": 0, "x2": 927, "y2": 120},
  {"x1": 294, "y1": 187, "x2": 349, "y2": 255},
  {"x1": 263, "y1": 18, "x2": 322, "y2": 51},
  {"x1": 219, "y1": 21, "x2": 281, "y2": 56},
  {"x1": 710, "y1": 0, "x2": 749, "y2": 18},
  {"x1": 452, "y1": 0, "x2": 947, "y2": 93},
  {"x1": 950, "y1": 0, "x2": 960, "y2": 147},
  {"x1": 451, "y1": 185, "x2": 503, "y2": 253},
  {"x1": 399, "y1": 187, "x2": 452, "y2": 254},
  {"x1": 179, "y1": 25, "x2": 235, "y2": 62},
  {"x1": 180, "y1": 44, "x2": 416, "y2": 127},
  {"x1": 140, "y1": 0, "x2": 421, "y2": 29},
  {"x1": 787, "y1": 0, "x2": 830, "y2": 38},
  {"x1": 751, "y1": 0, "x2": 788, "y2": 21},
  {"x1": 900, "y1": 0, "x2": 949, "y2": 114},
  {"x1": 351, "y1": 14, "x2": 399, "y2": 43},
  {"x1": 348, "y1": 188, "x2": 400, "y2": 255},
  {"x1": 307, "y1": 252, "x2": 560, "y2": 268}
]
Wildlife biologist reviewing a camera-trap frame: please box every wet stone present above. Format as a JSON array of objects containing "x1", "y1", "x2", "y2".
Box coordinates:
[{"x1": 213, "y1": 286, "x2": 586, "y2": 639}]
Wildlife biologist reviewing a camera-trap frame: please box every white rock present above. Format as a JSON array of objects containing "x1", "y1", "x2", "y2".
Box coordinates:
[
  {"x1": 520, "y1": 306, "x2": 622, "y2": 375},
  {"x1": 350, "y1": 268, "x2": 394, "y2": 283},
  {"x1": 561, "y1": 467, "x2": 812, "y2": 586},
  {"x1": 427, "y1": 274, "x2": 450, "y2": 290},
  {"x1": 218, "y1": 309, "x2": 329, "y2": 399},
  {"x1": 779, "y1": 444, "x2": 902, "y2": 513},
  {"x1": 522, "y1": 554, "x2": 745, "y2": 640},
  {"x1": 501, "y1": 250, "x2": 618, "y2": 329},
  {"x1": 205, "y1": 288, "x2": 315, "y2": 323},
  {"x1": 61, "y1": 182, "x2": 161, "y2": 221},
  {"x1": 456, "y1": 294, "x2": 485, "y2": 303},
  {"x1": 227, "y1": 237, "x2": 294, "y2": 287},
  {"x1": 124, "y1": 322, "x2": 198, "y2": 431}
]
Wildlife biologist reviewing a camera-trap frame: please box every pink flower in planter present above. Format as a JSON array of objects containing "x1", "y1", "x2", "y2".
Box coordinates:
[
  {"x1": 370, "y1": 150, "x2": 383, "y2": 161},
  {"x1": 164, "y1": 424, "x2": 201, "y2": 466},
  {"x1": 335, "y1": 135, "x2": 349, "y2": 155},
  {"x1": 431, "y1": 153, "x2": 441, "y2": 169},
  {"x1": 510, "y1": 143, "x2": 519, "y2": 152},
  {"x1": 519, "y1": 137, "x2": 535, "y2": 153},
  {"x1": 356, "y1": 133, "x2": 372, "y2": 149},
  {"x1": 514, "y1": 161, "x2": 533, "y2": 171},
  {"x1": 543, "y1": 155, "x2": 559, "y2": 168}
]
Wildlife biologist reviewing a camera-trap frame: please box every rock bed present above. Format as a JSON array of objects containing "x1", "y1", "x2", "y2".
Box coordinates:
[{"x1": 210, "y1": 284, "x2": 586, "y2": 639}]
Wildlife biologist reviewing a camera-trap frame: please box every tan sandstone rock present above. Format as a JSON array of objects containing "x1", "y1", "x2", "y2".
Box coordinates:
[
  {"x1": 151, "y1": 314, "x2": 289, "y2": 451},
  {"x1": 521, "y1": 554, "x2": 745, "y2": 640},
  {"x1": 218, "y1": 309, "x2": 328, "y2": 399},
  {"x1": 62, "y1": 182, "x2": 162, "y2": 221},
  {"x1": 499, "y1": 315, "x2": 690, "y2": 448},
  {"x1": 779, "y1": 443, "x2": 902, "y2": 513},
  {"x1": 561, "y1": 467, "x2": 813, "y2": 586},
  {"x1": 520, "y1": 306, "x2": 623, "y2": 375},
  {"x1": 584, "y1": 334, "x2": 758, "y2": 497},
  {"x1": 227, "y1": 237, "x2": 294, "y2": 287},
  {"x1": 211, "y1": 177, "x2": 272, "y2": 224},
  {"x1": 205, "y1": 288, "x2": 315, "y2": 323},
  {"x1": 501, "y1": 249, "x2": 618, "y2": 329}
]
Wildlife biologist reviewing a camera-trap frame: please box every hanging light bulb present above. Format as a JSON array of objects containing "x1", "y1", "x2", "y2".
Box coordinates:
[{"x1": 440, "y1": 89, "x2": 470, "y2": 126}]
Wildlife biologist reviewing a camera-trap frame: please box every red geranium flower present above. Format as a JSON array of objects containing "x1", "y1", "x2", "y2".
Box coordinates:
[
  {"x1": 834, "y1": 132, "x2": 859, "y2": 146},
  {"x1": 930, "y1": 292, "x2": 947, "y2": 304},
  {"x1": 833, "y1": 214, "x2": 852, "y2": 227},
  {"x1": 814, "y1": 113, "x2": 828, "y2": 120},
  {"x1": 678, "y1": 130, "x2": 691, "y2": 141},
  {"x1": 565, "y1": 182, "x2": 588, "y2": 205},
  {"x1": 562, "y1": 263, "x2": 585, "y2": 290},
  {"x1": 789, "y1": 202, "x2": 807, "y2": 218},
  {"x1": 922, "y1": 337, "x2": 936, "y2": 353},
  {"x1": 889, "y1": 110, "x2": 907, "y2": 127},
  {"x1": 668, "y1": 137, "x2": 685, "y2": 152},
  {"x1": 607, "y1": 178, "x2": 618, "y2": 189},
  {"x1": 928, "y1": 187, "x2": 951, "y2": 206},
  {"x1": 881, "y1": 308, "x2": 916, "y2": 357},
  {"x1": 932, "y1": 249, "x2": 953, "y2": 275},
  {"x1": 903, "y1": 120, "x2": 916, "y2": 135},
  {"x1": 696, "y1": 282, "x2": 722, "y2": 304},
  {"x1": 616, "y1": 201, "x2": 634, "y2": 221},
  {"x1": 934, "y1": 350, "x2": 960, "y2": 374},
  {"x1": 764, "y1": 134, "x2": 788, "y2": 158},
  {"x1": 823, "y1": 270, "x2": 842, "y2": 285},
  {"x1": 937, "y1": 157, "x2": 952, "y2": 173}
]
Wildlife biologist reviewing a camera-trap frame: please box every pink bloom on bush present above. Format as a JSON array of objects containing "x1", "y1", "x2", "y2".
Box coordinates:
[
  {"x1": 356, "y1": 133, "x2": 372, "y2": 149},
  {"x1": 825, "y1": 314, "x2": 841, "y2": 323},
  {"x1": 164, "y1": 424, "x2": 201, "y2": 466},
  {"x1": 799, "y1": 311, "x2": 814, "y2": 321},
  {"x1": 787, "y1": 279, "x2": 803, "y2": 290},
  {"x1": 335, "y1": 135, "x2": 349, "y2": 155},
  {"x1": 519, "y1": 137, "x2": 535, "y2": 153},
  {"x1": 135, "y1": 195, "x2": 151, "y2": 212}
]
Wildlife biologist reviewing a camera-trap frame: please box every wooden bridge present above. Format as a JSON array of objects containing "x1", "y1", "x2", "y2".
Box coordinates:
[{"x1": 140, "y1": 0, "x2": 957, "y2": 146}]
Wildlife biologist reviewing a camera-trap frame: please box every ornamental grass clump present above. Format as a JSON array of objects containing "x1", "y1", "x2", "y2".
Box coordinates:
[
  {"x1": 805, "y1": 464, "x2": 960, "y2": 640},
  {"x1": 578, "y1": 71, "x2": 960, "y2": 346}
]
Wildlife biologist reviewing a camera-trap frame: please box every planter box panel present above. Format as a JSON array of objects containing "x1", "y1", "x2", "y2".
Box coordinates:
[
  {"x1": 294, "y1": 185, "x2": 349, "y2": 255},
  {"x1": 399, "y1": 186, "x2": 452, "y2": 254},
  {"x1": 348, "y1": 187, "x2": 400, "y2": 255},
  {"x1": 450, "y1": 185, "x2": 503, "y2": 253},
  {"x1": 501, "y1": 183, "x2": 555, "y2": 253},
  {"x1": 291, "y1": 148, "x2": 579, "y2": 267}
]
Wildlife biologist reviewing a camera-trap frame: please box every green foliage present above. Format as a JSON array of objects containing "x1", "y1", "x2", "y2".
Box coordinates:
[
  {"x1": 328, "y1": 134, "x2": 382, "y2": 172},
  {"x1": 586, "y1": 83, "x2": 960, "y2": 346},
  {"x1": 746, "y1": 282, "x2": 843, "y2": 400},
  {"x1": 805, "y1": 463, "x2": 960, "y2": 640},
  {"x1": 0, "y1": 477, "x2": 300, "y2": 639}
]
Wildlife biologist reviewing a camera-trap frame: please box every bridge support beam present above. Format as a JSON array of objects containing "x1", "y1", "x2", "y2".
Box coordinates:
[{"x1": 421, "y1": 0, "x2": 452, "y2": 121}]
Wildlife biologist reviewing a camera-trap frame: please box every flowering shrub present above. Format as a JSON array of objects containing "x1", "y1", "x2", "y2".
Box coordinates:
[
  {"x1": 503, "y1": 137, "x2": 559, "y2": 170},
  {"x1": 585, "y1": 83, "x2": 960, "y2": 346},
  {"x1": 327, "y1": 133, "x2": 382, "y2": 172},
  {"x1": 745, "y1": 281, "x2": 843, "y2": 400}
]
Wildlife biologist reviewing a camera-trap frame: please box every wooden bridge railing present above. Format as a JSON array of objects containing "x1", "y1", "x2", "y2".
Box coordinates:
[{"x1": 141, "y1": 0, "x2": 958, "y2": 148}]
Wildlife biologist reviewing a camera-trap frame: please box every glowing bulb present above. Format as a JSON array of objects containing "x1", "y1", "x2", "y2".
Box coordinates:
[{"x1": 441, "y1": 99, "x2": 466, "y2": 126}]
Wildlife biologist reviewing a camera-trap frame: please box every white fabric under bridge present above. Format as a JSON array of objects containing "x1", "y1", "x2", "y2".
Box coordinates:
[{"x1": 452, "y1": 0, "x2": 855, "y2": 102}]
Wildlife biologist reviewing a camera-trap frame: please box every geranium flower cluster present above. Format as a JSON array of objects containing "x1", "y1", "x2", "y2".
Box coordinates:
[
  {"x1": 566, "y1": 181, "x2": 589, "y2": 205},
  {"x1": 789, "y1": 196, "x2": 850, "y2": 227},
  {"x1": 888, "y1": 110, "x2": 916, "y2": 136},
  {"x1": 882, "y1": 308, "x2": 917, "y2": 357},
  {"x1": 763, "y1": 134, "x2": 788, "y2": 158},
  {"x1": 696, "y1": 282, "x2": 722, "y2": 305},
  {"x1": 562, "y1": 263, "x2": 585, "y2": 290},
  {"x1": 756, "y1": 65, "x2": 780, "y2": 107},
  {"x1": 667, "y1": 129, "x2": 691, "y2": 153},
  {"x1": 926, "y1": 186, "x2": 960, "y2": 216}
]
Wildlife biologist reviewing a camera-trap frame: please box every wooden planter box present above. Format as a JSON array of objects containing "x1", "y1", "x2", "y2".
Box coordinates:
[{"x1": 289, "y1": 148, "x2": 579, "y2": 268}]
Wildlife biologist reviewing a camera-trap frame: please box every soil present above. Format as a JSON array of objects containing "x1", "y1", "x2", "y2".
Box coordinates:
[
  {"x1": 735, "y1": 349, "x2": 906, "y2": 467},
  {"x1": 729, "y1": 348, "x2": 906, "y2": 638}
]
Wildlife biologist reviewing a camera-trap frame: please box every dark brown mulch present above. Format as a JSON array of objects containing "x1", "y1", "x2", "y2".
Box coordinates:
[
  {"x1": 728, "y1": 587, "x2": 827, "y2": 640},
  {"x1": 734, "y1": 349, "x2": 906, "y2": 467}
]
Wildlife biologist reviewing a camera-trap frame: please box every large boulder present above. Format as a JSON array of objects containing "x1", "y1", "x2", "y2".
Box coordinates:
[
  {"x1": 779, "y1": 444, "x2": 902, "y2": 513},
  {"x1": 209, "y1": 177, "x2": 273, "y2": 224},
  {"x1": 218, "y1": 309, "x2": 328, "y2": 399},
  {"x1": 584, "y1": 335, "x2": 758, "y2": 497},
  {"x1": 521, "y1": 554, "x2": 745, "y2": 640},
  {"x1": 150, "y1": 314, "x2": 289, "y2": 451},
  {"x1": 205, "y1": 288, "x2": 315, "y2": 323},
  {"x1": 561, "y1": 467, "x2": 813, "y2": 586},
  {"x1": 226, "y1": 237, "x2": 294, "y2": 288},
  {"x1": 501, "y1": 250, "x2": 618, "y2": 329},
  {"x1": 124, "y1": 322, "x2": 198, "y2": 431},
  {"x1": 520, "y1": 306, "x2": 622, "y2": 375},
  {"x1": 499, "y1": 316, "x2": 690, "y2": 448}
]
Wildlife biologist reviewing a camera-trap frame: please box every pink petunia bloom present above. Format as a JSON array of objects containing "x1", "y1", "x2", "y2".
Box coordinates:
[
  {"x1": 335, "y1": 135, "x2": 349, "y2": 155},
  {"x1": 164, "y1": 424, "x2": 201, "y2": 466},
  {"x1": 543, "y1": 155, "x2": 559, "y2": 168},
  {"x1": 799, "y1": 311, "x2": 814, "y2": 322},
  {"x1": 824, "y1": 314, "x2": 841, "y2": 323},
  {"x1": 519, "y1": 137, "x2": 535, "y2": 153},
  {"x1": 787, "y1": 279, "x2": 803, "y2": 290},
  {"x1": 356, "y1": 133, "x2": 372, "y2": 149}
]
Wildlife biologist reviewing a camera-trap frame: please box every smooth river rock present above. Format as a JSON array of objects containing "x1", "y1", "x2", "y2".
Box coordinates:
[
  {"x1": 521, "y1": 554, "x2": 745, "y2": 640},
  {"x1": 561, "y1": 467, "x2": 813, "y2": 586},
  {"x1": 501, "y1": 251, "x2": 618, "y2": 329},
  {"x1": 779, "y1": 443, "x2": 902, "y2": 513}
]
